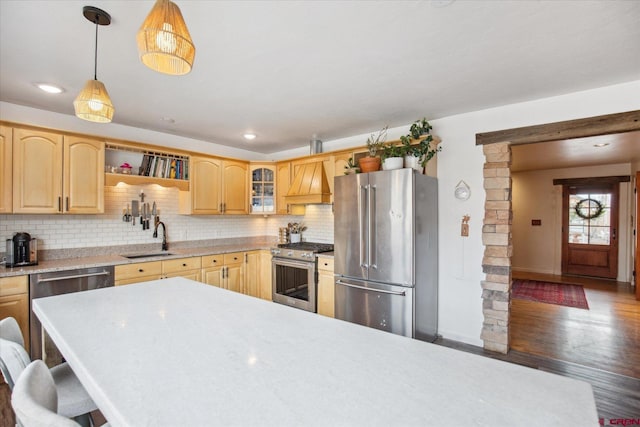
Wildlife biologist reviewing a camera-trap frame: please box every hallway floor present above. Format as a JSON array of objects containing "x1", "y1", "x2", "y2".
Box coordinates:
[{"x1": 511, "y1": 271, "x2": 640, "y2": 378}]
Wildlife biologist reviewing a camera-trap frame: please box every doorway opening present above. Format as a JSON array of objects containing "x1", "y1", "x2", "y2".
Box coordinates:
[{"x1": 475, "y1": 110, "x2": 640, "y2": 359}]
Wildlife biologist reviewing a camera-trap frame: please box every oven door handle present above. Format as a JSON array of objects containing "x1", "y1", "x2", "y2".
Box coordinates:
[
  {"x1": 335, "y1": 280, "x2": 406, "y2": 296},
  {"x1": 271, "y1": 258, "x2": 315, "y2": 270}
]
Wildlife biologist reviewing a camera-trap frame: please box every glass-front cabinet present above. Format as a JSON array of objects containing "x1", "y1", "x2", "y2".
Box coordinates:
[{"x1": 250, "y1": 164, "x2": 275, "y2": 214}]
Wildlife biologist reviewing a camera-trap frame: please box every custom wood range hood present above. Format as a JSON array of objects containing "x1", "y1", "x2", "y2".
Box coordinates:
[{"x1": 285, "y1": 161, "x2": 331, "y2": 204}]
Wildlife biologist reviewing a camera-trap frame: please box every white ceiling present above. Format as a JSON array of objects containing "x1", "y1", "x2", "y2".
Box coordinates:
[
  {"x1": 511, "y1": 131, "x2": 640, "y2": 172},
  {"x1": 0, "y1": 1, "x2": 639, "y2": 154}
]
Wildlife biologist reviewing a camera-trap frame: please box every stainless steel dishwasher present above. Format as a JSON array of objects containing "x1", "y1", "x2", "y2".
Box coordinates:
[{"x1": 30, "y1": 266, "x2": 114, "y2": 366}]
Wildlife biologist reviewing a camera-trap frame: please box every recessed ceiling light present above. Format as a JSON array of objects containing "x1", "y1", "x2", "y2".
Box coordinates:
[
  {"x1": 593, "y1": 143, "x2": 610, "y2": 148},
  {"x1": 35, "y1": 83, "x2": 64, "y2": 94},
  {"x1": 243, "y1": 133, "x2": 257, "y2": 140}
]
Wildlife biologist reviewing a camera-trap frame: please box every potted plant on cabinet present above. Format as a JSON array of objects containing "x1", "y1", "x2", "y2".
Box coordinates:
[
  {"x1": 400, "y1": 118, "x2": 441, "y2": 171},
  {"x1": 344, "y1": 157, "x2": 360, "y2": 175},
  {"x1": 380, "y1": 143, "x2": 405, "y2": 170},
  {"x1": 359, "y1": 126, "x2": 388, "y2": 173}
]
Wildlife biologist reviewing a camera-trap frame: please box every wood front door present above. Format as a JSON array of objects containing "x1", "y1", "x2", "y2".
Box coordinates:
[{"x1": 562, "y1": 183, "x2": 619, "y2": 279}]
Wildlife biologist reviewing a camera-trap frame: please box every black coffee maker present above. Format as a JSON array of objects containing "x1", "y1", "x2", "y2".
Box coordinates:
[{"x1": 5, "y1": 232, "x2": 38, "y2": 267}]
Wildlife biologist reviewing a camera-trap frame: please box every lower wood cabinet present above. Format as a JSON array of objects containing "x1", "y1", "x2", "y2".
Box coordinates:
[
  {"x1": 201, "y1": 251, "x2": 271, "y2": 300},
  {"x1": 162, "y1": 256, "x2": 202, "y2": 282},
  {"x1": 258, "y1": 250, "x2": 272, "y2": 301},
  {"x1": 0, "y1": 275, "x2": 29, "y2": 350},
  {"x1": 113, "y1": 252, "x2": 272, "y2": 301},
  {"x1": 115, "y1": 261, "x2": 162, "y2": 286},
  {"x1": 202, "y1": 252, "x2": 243, "y2": 293},
  {"x1": 317, "y1": 257, "x2": 335, "y2": 318},
  {"x1": 244, "y1": 251, "x2": 260, "y2": 297}
]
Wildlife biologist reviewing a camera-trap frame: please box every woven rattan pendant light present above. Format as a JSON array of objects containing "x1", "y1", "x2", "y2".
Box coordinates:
[
  {"x1": 136, "y1": 0, "x2": 195, "y2": 75},
  {"x1": 73, "y1": 6, "x2": 115, "y2": 123}
]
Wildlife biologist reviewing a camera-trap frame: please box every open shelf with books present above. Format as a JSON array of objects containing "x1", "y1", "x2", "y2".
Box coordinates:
[{"x1": 105, "y1": 143, "x2": 190, "y2": 191}]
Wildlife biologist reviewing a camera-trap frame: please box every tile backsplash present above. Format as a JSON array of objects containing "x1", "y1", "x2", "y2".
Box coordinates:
[{"x1": 0, "y1": 185, "x2": 334, "y2": 251}]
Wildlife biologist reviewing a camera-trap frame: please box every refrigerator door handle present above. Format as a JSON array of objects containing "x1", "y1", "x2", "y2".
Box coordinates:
[
  {"x1": 369, "y1": 184, "x2": 377, "y2": 269},
  {"x1": 336, "y1": 280, "x2": 406, "y2": 296},
  {"x1": 359, "y1": 184, "x2": 368, "y2": 268}
]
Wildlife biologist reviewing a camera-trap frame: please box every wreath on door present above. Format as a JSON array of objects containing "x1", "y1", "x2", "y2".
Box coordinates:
[{"x1": 574, "y1": 198, "x2": 605, "y2": 220}]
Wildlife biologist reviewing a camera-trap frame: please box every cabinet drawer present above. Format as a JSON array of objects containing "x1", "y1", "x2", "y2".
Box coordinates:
[
  {"x1": 164, "y1": 270, "x2": 202, "y2": 282},
  {"x1": 223, "y1": 252, "x2": 243, "y2": 265},
  {"x1": 201, "y1": 254, "x2": 224, "y2": 267},
  {"x1": 163, "y1": 257, "x2": 202, "y2": 274},
  {"x1": 115, "y1": 261, "x2": 162, "y2": 281},
  {"x1": 0, "y1": 275, "x2": 28, "y2": 296},
  {"x1": 317, "y1": 257, "x2": 334, "y2": 272},
  {"x1": 115, "y1": 275, "x2": 161, "y2": 286}
]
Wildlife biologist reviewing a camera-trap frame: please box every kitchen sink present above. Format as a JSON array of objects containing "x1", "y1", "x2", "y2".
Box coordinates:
[{"x1": 121, "y1": 252, "x2": 174, "y2": 259}]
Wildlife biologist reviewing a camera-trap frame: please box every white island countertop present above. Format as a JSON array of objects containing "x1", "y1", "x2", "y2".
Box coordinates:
[{"x1": 33, "y1": 278, "x2": 598, "y2": 427}]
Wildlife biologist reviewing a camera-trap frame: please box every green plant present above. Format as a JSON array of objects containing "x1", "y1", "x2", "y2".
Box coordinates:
[
  {"x1": 344, "y1": 157, "x2": 360, "y2": 174},
  {"x1": 400, "y1": 118, "x2": 441, "y2": 166},
  {"x1": 366, "y1": 126, "x2": 388, "y2": 157},
  {"x1": 381, "y1": 142, "x2": 405, "y2": 160}
]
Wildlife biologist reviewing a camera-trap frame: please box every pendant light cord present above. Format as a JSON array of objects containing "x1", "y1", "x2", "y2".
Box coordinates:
[{"x1": 93, "y1": 16, "x2": 99, "y2": 81}]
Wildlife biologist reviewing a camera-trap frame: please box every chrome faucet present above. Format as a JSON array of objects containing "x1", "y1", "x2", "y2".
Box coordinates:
[{"x1": 153, "y1": 218, "x2": 168, "y2": 251}]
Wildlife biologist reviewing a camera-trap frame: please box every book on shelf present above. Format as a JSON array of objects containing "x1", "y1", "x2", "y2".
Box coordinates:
[{"x1": 127, "y1": 153, "x2": 188, "y2": 180}]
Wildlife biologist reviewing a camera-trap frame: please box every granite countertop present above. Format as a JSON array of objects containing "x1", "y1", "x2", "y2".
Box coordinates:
[
  {"x1": 0, "y1": 241, "x2": 274, "y2": 278},
  {"x1": 33, "y1": 278, "x2": 599, "y2": 427}
]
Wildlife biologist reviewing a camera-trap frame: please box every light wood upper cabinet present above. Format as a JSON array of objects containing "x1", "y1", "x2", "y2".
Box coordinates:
[
  {"x1": 276, "y1": 161, "x2": 305, "y2": 215},
  {"x1": 180, "y1": 157, "x2": 248, "y2": 215},
  {"x1": 183, "y1": 156, "x2": 222, "y2": 214},
  {"x1": 0, "y1": 125, "x2": 12, "y2": 213},
  {"x1": 64, "y1": 136, "x2": 104, "y2": 213},
  {"x1": 249, "y1": 164, "x2": 275, "y2": 214},
  {"x1": 222, "y1": 160, "x2": 249, "y2": 214},
  {"x1": 12, "y1": 128, "x2": 104, "y2": 214},
  {"x1": 13, "y1": 128, "x2": 63, "y2": 213}
]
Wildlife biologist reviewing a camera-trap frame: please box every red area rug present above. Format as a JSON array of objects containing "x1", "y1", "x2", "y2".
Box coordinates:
[{"x1": 512, "y1": 280, "x2": 589, "y2": 310}]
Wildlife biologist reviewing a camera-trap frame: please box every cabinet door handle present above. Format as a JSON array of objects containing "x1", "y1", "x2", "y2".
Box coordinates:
[
  {"x1": 58, "y1": 197, "x2": 62, "y2": 212},
  {"x1": 138, "y1": 269, "x2": 144, "y2": 273},
  {"x1": 65, "y1": 197, "x2": 69, "y2": 212},
  {"x1": 182, "y1": 263, "x2": 187, "y2": 267},
  {"x1": 212, "y1": 260, "x2": 217, "y2": 264},
  {"x1": 245, "y1": 253, "x2": 248, "y2": 263},
  {"x1": 219, "y1": 203, "x2": 222, "y2": 212}
]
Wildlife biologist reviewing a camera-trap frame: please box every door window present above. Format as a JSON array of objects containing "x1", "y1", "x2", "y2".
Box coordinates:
[{"x1": 568, "y1": 192, "x2": 611, "y2": 245}]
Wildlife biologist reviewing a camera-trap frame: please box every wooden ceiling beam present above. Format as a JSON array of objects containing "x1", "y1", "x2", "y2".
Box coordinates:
[{"x1": 476, "y1": 110, "x2": 640, "y2": 146}]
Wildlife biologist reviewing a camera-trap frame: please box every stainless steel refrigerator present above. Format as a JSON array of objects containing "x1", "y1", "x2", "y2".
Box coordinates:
[{"x1": 333, "y1": 168, "x2": 438, "y2": 342}]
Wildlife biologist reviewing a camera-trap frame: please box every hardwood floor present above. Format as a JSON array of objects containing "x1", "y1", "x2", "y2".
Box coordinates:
[
  {"x1": 511, "y1": 271, "x2": 640, "y2": 378},
  {"x1": 434, "y1": 338, "x2": 640, "y2": 422}
]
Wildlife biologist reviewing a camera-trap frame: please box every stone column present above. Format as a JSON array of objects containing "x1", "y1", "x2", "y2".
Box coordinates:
[{"x1": 481, "y1": 142, "x2": 512, "y2": 353}]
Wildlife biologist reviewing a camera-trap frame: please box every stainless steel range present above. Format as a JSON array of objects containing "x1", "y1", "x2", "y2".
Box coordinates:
[{"x1": 271, "y1": 242, "x2": 334, "y2": 312}]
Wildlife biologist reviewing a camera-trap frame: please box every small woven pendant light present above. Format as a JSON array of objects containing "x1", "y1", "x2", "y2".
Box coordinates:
[
  {"x1": 136, "y1": 0, "x2": 196, "y2": 75},
  {"x1": 74, "y1": 6, "x2": 115, "y2": 123}
]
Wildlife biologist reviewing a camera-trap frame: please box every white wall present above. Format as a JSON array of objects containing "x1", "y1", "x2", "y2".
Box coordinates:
[
  {"x1": 428, "y1": 80, "x2": 640, "y2": 346},
  {"x1": 512, "y1": 164, "x2": 632, "y2": 281}
]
